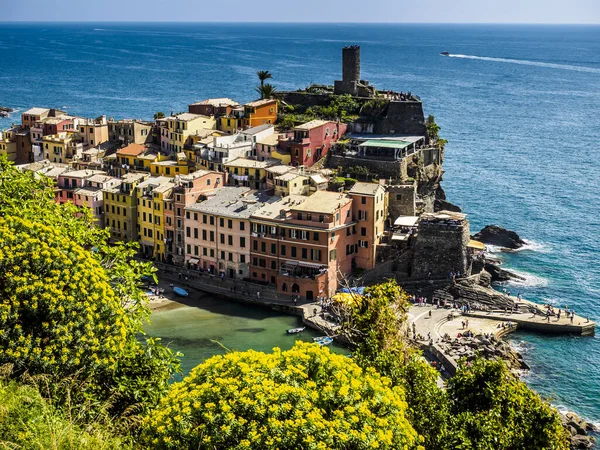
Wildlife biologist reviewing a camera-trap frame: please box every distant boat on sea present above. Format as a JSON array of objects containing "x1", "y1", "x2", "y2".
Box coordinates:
[
  {"x1": 440, "y1": 51, "x2": 450, "y2": 56},
  {"x1": 173, "y1": 287, "x2": 189, "y2": 297}
]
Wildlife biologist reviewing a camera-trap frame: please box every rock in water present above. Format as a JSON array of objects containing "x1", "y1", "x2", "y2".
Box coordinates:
[
  {"x1": 0, "y1": 106, "x2": 14, "y2": 118},
  {"x1": 473, "y1": 225, "x2": 526, "y2": 250}
]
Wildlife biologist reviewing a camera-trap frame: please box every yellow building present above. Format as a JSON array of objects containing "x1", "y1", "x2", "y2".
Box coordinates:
[
  {"x1": 184, "y1": 129, "x2": 224, "y2": 163},
  {"x1": 223, "y1": 157, "x2": 276, "y2": 190},
  {"x1": 0, "y1": 128, "x2": 18, "y2": 162},
  {"x1": 103, "y1": 172, "x2": 149, "y2": 243},
  {"x1": 42, "y1": 132, "x2": 83, "y2": 164},
  {"x1": 242, "y1": 99, "x2": 278, "y2": 128},
  {"x1": 274, "y1": 172, "x2": 310, "y2": 197},
  {"x1": 217, "y1": 106, "x2": 245, "y2": 134},
  {"x1": 135, "y1": 176, "x2": 174, "y2": 261},
  {"x1": 163, "y1": 113, "x2": 216, "y2": 153},
  {"x1": 150, "y1": 159, "x2": 190, "y2": 177}
]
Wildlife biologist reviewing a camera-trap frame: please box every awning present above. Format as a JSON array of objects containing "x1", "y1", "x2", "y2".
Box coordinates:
[
  {"x1": 392, "y1": 233, "x2": 409, "y2": 241},
  {"x1": 188, "y1": 258, "x2": 200, "y2": 265},
  {"x1": 467, "y1": 239, "x2": 486, "y2": 251},
  {"x1": 297, "y1": 261, "x2": 325, "y2": 269},
  {"x1": 394, "y1": 215, "x2": 419, "y2": 227},
  {"x1": 359, "y1": 139, "x2": 412, "y2": 149}
]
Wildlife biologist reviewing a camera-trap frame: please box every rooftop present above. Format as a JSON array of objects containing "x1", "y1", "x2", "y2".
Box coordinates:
[
  {"x1": 257, "y1": 133, "x2": 280, "y2": 146},
  {"x1": 187, "y1": 187, "x2": 272, "y2": 218},
  {"x1": 87, "y1": 174, "x2": 116, "y2": 184},
  {"x1": 292, "y1": 190, "x2": 351, "y2": 214},
  {"x1": 116, "y1": 143, "x2": 147, "y2": 157},
  {"x1": 276, "y1": 172, "x2": 306, "y2": 182},
  {"x1": 421, "y1": 210, "x2": 468, "y2": 222},
  {"x1": 224, "y1": 157, "x2": 277, "y2": 169},
  {"x1": 252, "y1": 195, "x2": 307, "y2": 221},
  {"x1": 137, "y1": 176, "x2": 174, "y2": 190},
  {"x1": 74, "y1": 187, "x2": 102, "y2": 197},
  {"x1": 242, "y1": 124, "x2": 273, "y2": 135},
  {"x1": 266, "y1": 165, "x2": 294, "y2": 176},
  {"x1": 245, "y1": 98, "x2": 277, "y2": 108},
  {"x1": 23, "y1": 107, "x2": 50, "y2": 116},
  {"x1": 349, "y1": 182, "x2": 383, "y2": 196},
  {"x1": 171, "y1": 113, "x2": 206, "y2": 122},
  {"x1": 60, "y1": 169, "x2": 106, "y2": 179},
  {"x1": 190, "y1": 98, "x2": 239, "y2": 107},
  {"x1": 294, "y1": 119, "x2": 330, "y2": 131}
]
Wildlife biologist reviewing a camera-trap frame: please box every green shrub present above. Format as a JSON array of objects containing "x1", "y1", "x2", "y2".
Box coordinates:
[
  {"x1": 0, "y1": 378, "x2": 133, "y2": 450},
  {"x1": 142, "y1": 342, "x2": 422, "y2": 450}
]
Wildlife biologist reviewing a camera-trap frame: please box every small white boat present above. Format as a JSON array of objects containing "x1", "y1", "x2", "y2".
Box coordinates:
[
  {"x1": 317, "y1": 337, "x2": 333, "y2": 346},
  {"x1": 287, "y1": 327, "x2": 306, "y2": 334},
  {"x1": 173, "y1": 287, "x2": 189, "y2": 297},
  {"x1": 313, "y1": 336, "x2": 327, "y2": 341}
]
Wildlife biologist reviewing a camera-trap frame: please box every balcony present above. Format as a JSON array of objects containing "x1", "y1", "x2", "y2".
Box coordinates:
[{"x1": 278, "y1": 260, "x2": 327, "y2": 280}]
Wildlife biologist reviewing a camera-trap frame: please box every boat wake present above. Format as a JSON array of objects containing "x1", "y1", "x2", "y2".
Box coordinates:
[{"x1": 448, "y1": 54, "x2": 600, "y2": 74}]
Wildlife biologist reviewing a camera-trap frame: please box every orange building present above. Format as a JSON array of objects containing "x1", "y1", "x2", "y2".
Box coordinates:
[
  {"x1": 242, "y1": 99, "x2": 277, "y2": 128},
  {"x1": 249, "y1": 191, "x2": 362, "y2": 301}
]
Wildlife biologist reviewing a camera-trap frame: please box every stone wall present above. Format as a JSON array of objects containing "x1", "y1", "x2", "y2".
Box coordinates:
[
  {"x1": 387, "y1": 184, "x2": 417, "y2": 217},
  {"x1": 411, "y1": 220, "x2": 470, "y2": 280},
  {"x1": 376, "y1": 101, "x2": 426, "y2": 136},
  {"x1": 328, "y1": 154, "x2": 403, "y2": 179}
]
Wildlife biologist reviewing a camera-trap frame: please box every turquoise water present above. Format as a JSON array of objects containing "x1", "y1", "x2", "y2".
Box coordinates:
[
  {"x1": 144, "y1": 297, "x2": 346, "y2": 376},
  {"x1": 1, "y1": 23, "x2": 599, "y2": 424}
]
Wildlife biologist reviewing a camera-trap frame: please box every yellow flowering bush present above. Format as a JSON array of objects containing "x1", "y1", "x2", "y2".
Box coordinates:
[
  {"x1": 143, "y1": 341, "x2": 422, "y2": 450},
  {"x1": 0, "y1": 215, "x2": 130, "y2": 377}
]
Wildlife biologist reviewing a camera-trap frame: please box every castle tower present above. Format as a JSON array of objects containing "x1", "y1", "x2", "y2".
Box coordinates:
[{"x1": 342, "y1": 45, "x2": 360, "y2": 84}]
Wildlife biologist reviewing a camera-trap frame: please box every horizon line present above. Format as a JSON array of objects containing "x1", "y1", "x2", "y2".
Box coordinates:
[{"x1": 1, "y1": 20, "x2": 600, "y2": 26}]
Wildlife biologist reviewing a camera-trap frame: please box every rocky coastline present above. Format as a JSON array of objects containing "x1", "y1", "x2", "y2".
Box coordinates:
[{"x1": 0, "y1": 106, "x2": 13, "y2": 118}]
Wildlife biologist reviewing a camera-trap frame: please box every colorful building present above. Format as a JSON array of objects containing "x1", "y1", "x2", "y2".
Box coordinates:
[
  {"x1": 188, "y1": 98, "x2": 239, "y2": 117},
  {"x1": 163, "y1": 169, "x2": 224, "y2": 265},
  {"x1": 43, "y1": 132, "x2": 84, "y2": 164},
  {"x1": 242, "y1": 99, "x2": 278, "y2": 128},
  {"x1": 135, "y1": 177, "x2": 175, "y2": 260},
  {"x1": 285, "y1": 120, "x2": 347, "y2": 167},
  {"x1": 348, "y1": 182, "x2": 389, "y2": 270},
  {"x1": 108, "y1": 119, "x2": 153, "y2": 146},
  {"x1": 0, "y1": 129, "x2": 18, "y2": 162},
  {"x1": 249, "y1": 190, "x2": 359, "y2": 300},
  {"x1": 161, "y1": 113, "x2": 216, "y2": 153},
  {"x1": 223, "y1": 157, "x2": 278, "y2": 190},
  {"x1": 78, "y1": 116, "x2": 109, "y2": 149},
  {"x1": 103, "y1": 172, "x2": 149, "y2": 242},
  {"x1": 184, "y1": 187, "x2": 270, "y2": 278}
]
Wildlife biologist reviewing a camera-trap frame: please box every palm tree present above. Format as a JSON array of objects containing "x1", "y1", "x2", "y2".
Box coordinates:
[
  {"x1": 256, "y1": 70, "x2": 272, "y2": 87},
  {"x1": 256, "y1": 83, "x2": 276, "y2": 100}
]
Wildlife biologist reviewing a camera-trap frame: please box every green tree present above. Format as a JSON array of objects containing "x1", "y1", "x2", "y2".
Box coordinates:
[
  {"x1": 154, "y1": 111, "x2": 165, "y2": 120},
  {"x1": 256, "y1": 70, "x2": 272, "y2": 87},
  {"x1": 0, "y1": 159, "x2": 181, "y2": 423},
  {"x1": 256, "y1": 83, "x2": 276, "y2": 100},
  {"x1": 335, "y1": 281, "x2": 449, "y2": 449},
  {"x1": 142, "y1": 342, "x2": 422, "y2": 450},
  {"x1": 446, "y1": 358, "x2": 569, "y2": 450}
]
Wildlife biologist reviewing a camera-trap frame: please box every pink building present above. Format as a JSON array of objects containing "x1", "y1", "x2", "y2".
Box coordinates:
[
  {"x1": 163, "y1": 170, "x2": 225, "y2": 265},
  {"x1": 283, "y1": 120, "x2": 347, "y2": 167}
]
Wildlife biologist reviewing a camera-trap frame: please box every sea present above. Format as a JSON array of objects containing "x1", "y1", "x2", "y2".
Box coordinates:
[{"x1": 1, "y1": 22, "x2": 599, "y2": 426}]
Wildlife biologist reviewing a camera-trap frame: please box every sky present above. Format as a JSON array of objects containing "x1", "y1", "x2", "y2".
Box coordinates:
[{"x1": 2, "y1": 0, "x2": 600, "y2": 24}]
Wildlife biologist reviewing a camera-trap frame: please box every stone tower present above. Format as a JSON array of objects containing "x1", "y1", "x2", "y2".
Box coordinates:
[
  {"x1": 342, "y1": 45, "x2": 360, "y2": 85},
  {"x1": 334, "y1": 45, "x2": 375, "y2": 97}
]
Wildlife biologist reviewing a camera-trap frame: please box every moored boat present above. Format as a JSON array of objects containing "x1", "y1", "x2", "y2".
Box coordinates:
[
  {"x1": 173, "y1": 286, "x2": 189, "y2": 297},
  {"x1": 287, "y1": 327, "x2": 306, "y2": 334},
  {"x1": 317, "y1": 336, "x2": 333, "y2": 346}
]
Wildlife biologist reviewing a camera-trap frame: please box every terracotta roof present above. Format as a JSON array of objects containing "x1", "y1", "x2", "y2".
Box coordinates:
[{"x1": 117, "y1": 143, "x2": 147, "y2": 157}]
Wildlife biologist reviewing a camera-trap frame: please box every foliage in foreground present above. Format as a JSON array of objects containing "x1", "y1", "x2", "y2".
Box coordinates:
[
  {"x1": 0, "y1": 159, "x2": 181, "y2": 422},
  {"x1": 447, "y1": 358, "x2": 569, "y2": 450},
  {"x1": 142, "y1": 341, "x2": 422, "y2": 450},
  {"x1": 0, "y1": 377, "x2": 133, "y2": 450},
  {"x1": 339, "y1": 279, "x2": 568, "y2": 450}
]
